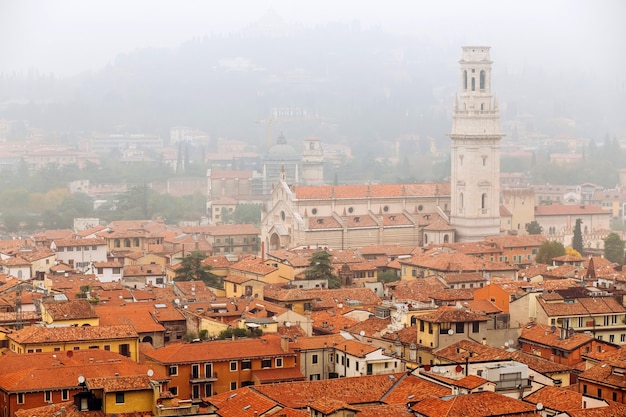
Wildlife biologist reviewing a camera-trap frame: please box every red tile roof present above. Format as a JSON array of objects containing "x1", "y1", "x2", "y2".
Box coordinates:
[
  {"x1": 9, "y1": 324, "x2": 138, "y2": 344},
  {"x1": 410, "y1": 391, "x2": 537, "y2": 416}
]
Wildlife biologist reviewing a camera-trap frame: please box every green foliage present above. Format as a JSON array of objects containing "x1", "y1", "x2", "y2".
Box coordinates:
[
  {"x1": 199, "y1": 329, "x2": 209, "y2": 340},
  {"x1": 174, "y1": 251, "x2": 222, "y2": 288},
  {"x1": 378, "y1": 270, "x2": 400, "y2": 283},
  {"x1": 232, "y1": 204, "x2": 263, "y2": 225},
  {"x1": 304, "y1": 251, "x2": 336, "y2": 281},
  {"x1": 217, "y1": 327, "x2": 261, "y2": 340},
  {"x1": 604, "y1": 233, "x2": 625, "y2": 265},
  {"x1": 572, "y1": 218, "x2": 584, "y2": 255},
  {"x1": 525, "y1": 221, "x2": 543, "y2": 235},
  {"x1": 536, "y1": 241, "x2": 566, "y2": 264}
]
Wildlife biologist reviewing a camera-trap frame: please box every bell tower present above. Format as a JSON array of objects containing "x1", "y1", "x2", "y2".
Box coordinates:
[{"x1": 449, "y1": 46, "x2": 503, "y2": 242}]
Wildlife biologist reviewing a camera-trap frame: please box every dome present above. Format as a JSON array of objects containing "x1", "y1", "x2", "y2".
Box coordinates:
[{"x1": 267, "y1": 132, "x2": 297, "y2": 156}]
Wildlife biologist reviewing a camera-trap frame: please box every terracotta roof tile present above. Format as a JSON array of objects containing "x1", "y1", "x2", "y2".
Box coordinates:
[
  {"x1": 252, "y1": 373, "x2": 405, "y2": 408},
  {"x1": 520, "y1": 322, "x2": 592, "y2": 351},
  {"x1": 410, "y1": 391, "x2": 537, "y2": 416},
  {"x1": 292, "y1": 183, "x2": 450, "y2": 200},
  {"x1": 9, "y1": 324, "x2": 138, "y2": 344},
  {"x1": 41, "y1": 299, "x2": 98, "y2": 320},
  {"x1": 143, "y1": 335, "x2": 294, "y2": 364}
]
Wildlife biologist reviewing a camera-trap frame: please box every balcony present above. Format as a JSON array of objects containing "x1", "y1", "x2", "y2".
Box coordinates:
[
  {"x1": 189, "y1": 371, "x2": 218, "y2": 383},
  {"x1": 155, "y1": 400, "x2": 199, "y2": 416},
  {"x1": 495, "y1": 378, "x2": 531, "y2": 391}
]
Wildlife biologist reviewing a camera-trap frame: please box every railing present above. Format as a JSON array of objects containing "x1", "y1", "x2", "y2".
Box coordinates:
[
  {"x1": 495, "y1": 378, "x2": 530, "y2": 391},
  {"x1": 189, "y1": 372, "x2": 218, "y2": 383}
]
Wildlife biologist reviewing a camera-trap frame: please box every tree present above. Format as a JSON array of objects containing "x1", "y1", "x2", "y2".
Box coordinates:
[
  {"x1": 525, "y1": 220, "x2": 543, "y2": 235},
  {"x1": 604, "y1": 232, "x2": 625, "y2": 265},
  {"x1": 377, "y1": 270, "x2": 400, "y2": 284},
  {"x1": 174, "y1": 251, "x2": 221, "y2": 288},
  {"x1": 565, "y1": 247, "x2": 581, "y2": 258},
  {"x1": 232, "y1": 204, "x2": 262, "y2": 225},
  {"x1": 535, "y1": 241, "x2": 566, "y2": 264},
  {"x1": 572, "y1": 218, "x2": 584, "y2": 255},
  {"x1": 304, "y1": 251, "x2": 337, "y2": 283}
]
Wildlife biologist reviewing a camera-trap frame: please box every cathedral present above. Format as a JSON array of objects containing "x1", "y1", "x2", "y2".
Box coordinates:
[{"x1": 261, "y1": 47, "x2": 502, "y2": 250}]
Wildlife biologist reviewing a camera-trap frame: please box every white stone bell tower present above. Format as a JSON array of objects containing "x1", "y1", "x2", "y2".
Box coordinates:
[{"x1": 449, "y1": 46, "x2": 503, "y2": 242}]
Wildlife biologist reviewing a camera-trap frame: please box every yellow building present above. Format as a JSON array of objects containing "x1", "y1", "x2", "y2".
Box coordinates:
[
  {"x1": 7, "y1": 324, "x2": 140, "y2": 362},
  {"x1": 223, "y1": 275, "x2": 266, "y2": 299},
  {"x1": 40, "y1": 299, "x2": 99, "y2": 326},
  {"x1": 86, "y1": 375, "x2": 156, "y2": 415}
]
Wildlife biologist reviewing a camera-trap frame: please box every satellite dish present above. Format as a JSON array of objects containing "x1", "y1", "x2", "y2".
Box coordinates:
[
  {"x1": 78, "y1": 375, "x2": 85, "y2": 384},
  {"x1": 508, "y1": 339, "x2": 514, "y2": 346},
  {"x1": 536, "y1": 403, "x2": 544, "y2": 410},
  {"x1": 550, "y1": 325, "x2": 556, "y2": 333},
  {"x1": 359, "y1": 330, "x2": 366, "y2": 337},
  {"x1": 285, "y1": 321, "x2": 291, "y2": 327},
  {"x1": 432, "y1": 366, "x2": 440, "y2": 373},
  {"x1": 504, "y1": 342, "x2": 509, "y2": 347},
  {"x1": 174, "y1": 299, "x2": 180, "y2": 305},
  {"x1": 447, "y1": 329, "x2": 454, "y2": 335},
  {"x1": 147, "y1": 369, "x2": 154, "y2": 377}
]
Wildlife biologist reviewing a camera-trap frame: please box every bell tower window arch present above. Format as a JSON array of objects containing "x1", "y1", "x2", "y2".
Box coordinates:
[{"x1": 480, "y1": 70, "x2": 486, "y2": 90}]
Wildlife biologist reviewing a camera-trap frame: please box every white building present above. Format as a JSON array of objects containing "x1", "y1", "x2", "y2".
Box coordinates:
[
  {"x1": 50, "y1": 238, "x2": 108, "y2": 272},
  {"x1": 450, "y1": 46, "x2": 503, "y2": 241}
]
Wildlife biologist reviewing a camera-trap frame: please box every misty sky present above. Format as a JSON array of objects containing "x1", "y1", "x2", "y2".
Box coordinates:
[{"x1": 1, "y1": 0, "x2": 624, "y2": 77}]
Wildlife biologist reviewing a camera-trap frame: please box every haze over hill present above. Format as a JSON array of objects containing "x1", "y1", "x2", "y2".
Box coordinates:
[{"x1": 0, "y1": 0, "x2": 624, "y2": 154}]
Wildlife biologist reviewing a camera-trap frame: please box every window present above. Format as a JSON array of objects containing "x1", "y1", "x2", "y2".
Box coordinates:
[
  {"x1": 191, "y1": 364, "x2": 200, "y2": 379},
  {"x1": 420, "y1": 321, "x2": 424, "y2": 332},
  {"x1": 124, "y1": 239, "x2": 130, "y2": 247},
  {"x1": 192, "y1": 385, "x2": 200, "y2": 399},
  {"x1": 610, "y1": 334, "x2": 615, "y2": 343},
  {"x1": 169, "y1": 387, "x2": 178, "y2": 396},
  {"x1": 480, "y1": 70, "x2": 486, "y2": 90},
  {"x1": 119, "y1": 343, "x2": 130, "y2": 357},
  {"x1": 112, "y1": 268, "x2": 120, "y2": 274},
  {"x1": 472, "y1": 322, "x2": 480, "y2": 333},
  {"x1": 205, "y1": 384, "x2": 213, "y2": 397},
  {"x1": 428, "y1": 323, "x2": 433, "y2": 334},
  {"x1": 168, "y1": 366, "x2": 178, "y2": 376},
  {"x1": 276, "y1": 357, "x2": 283, "y2": 368},
  {"x1": 62, "y1": 389, "x2": 69, "y2": 401},
  {"x1": 440, "y1": 322, "x2": 451, "y2": 335},
  {"x1": 104, "y1": 345, "x2": 110, "y2": 351},
  {"x1": 230, "y1": 382, "x2": 237, "y2": 390},
  {"x1": 45, "y1": 391, "x2": 52, "y2": 402},
  {"x1": 597, "y1": 388, "x2": 602, "y2": 399},
  {"x1": 621, "y1": 334, "x2": 626, "y2": 343},
  {"x1": 67, "y1": 247, "x2": 74, "y2": 252},
  {"x1": 230, "y1": 361, "x2": 237, "y2": 371},
  {"x1": 456, "y1": 322, "x2": 464, "y2": 334},
  {"x1": 92, "y1": 245, "x2": 97, "y2": 250},
  {"x1": 17, "y1": 393, "x2": 24, "y2": 404},
  {"x1": 83, "y1": 246, "x2": 89, "y2": 251},
  {"x1": 115, "y1": 392, "x2": 125, "y2": 404},
  {"x1": 205, "y1": 363, "x2": 213, "y2": 377},
  {"x1": 262, "y1": 359, "x2": 271, "y2": 368},
  {"x1": 312, "y1": 354, "x2": 319, "y2": 364}
]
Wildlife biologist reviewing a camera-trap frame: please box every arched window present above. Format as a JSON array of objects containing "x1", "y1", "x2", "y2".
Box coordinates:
[
  {"x1": 481, "y1": 193, "x2": 487, "y2": 209},
  {"x1": 480, "y1": 70, "x2": 486, "y2": 90},
  {"x1": 463, "y1": 70, "x2": 468, "y2": 90},
  {"x1": 471, "y1": 77, "x2": 475, "y2": 91},
  {"x1": 124, "y1": 239, "x2": 131, "y2": 248},
  {"x1": 134, "y1": 238, "x2": 140, "y2": 247},
  {"x1": 114, "y1": 239, "x2": 120, "y2": 248},
  {"x1": 459, "y1": 193, "x2": 464, "y2": 209},
  {"x1": 444, "y1": 234, "x2": 449, "y2": 243},
  {"x1": 424, "y1": 234, "x2": 428, "y2": 245}
]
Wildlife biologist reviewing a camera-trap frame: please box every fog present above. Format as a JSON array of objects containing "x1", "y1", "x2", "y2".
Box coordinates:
[{"x1": 2, "y1": 0, "x2": 624, "y2": 77}]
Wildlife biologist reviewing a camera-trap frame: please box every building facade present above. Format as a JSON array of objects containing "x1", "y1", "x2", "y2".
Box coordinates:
[{"x1": 450, "y1": 46, "x2": 503, "y2": 241}]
